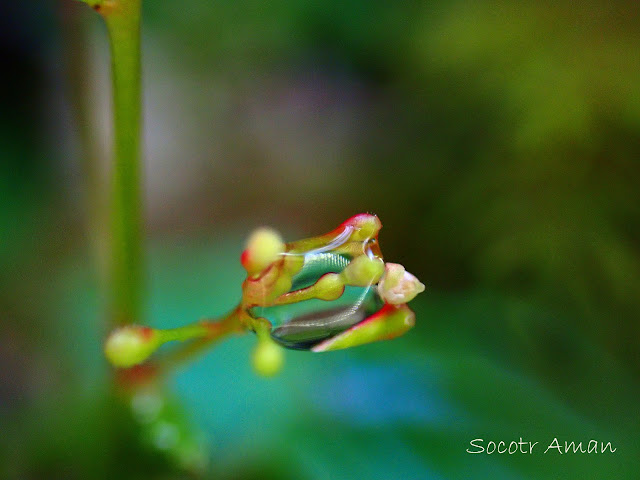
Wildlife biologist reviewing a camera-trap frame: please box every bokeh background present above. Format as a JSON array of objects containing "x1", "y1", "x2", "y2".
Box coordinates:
[{"x1": 1, "y1": 1, "x2": 639, "y2": 479}]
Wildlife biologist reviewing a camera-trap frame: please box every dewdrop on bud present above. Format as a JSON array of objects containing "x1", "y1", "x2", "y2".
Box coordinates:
[
  {"x1": 251, "y1": 338, "x2": 284, "y2": 377},
  {"x1": 104, "y1": 325, "x2": 161, "y2": 368},
  {"x1": 241, "y1": 227, "x2": 285, "y2": 277},
  {"x1": 243, "y1": 214, "x2": 424, "y2": 352},
  {"x1": 377, "y1": 263, "x2": 425, "y2": 305}
]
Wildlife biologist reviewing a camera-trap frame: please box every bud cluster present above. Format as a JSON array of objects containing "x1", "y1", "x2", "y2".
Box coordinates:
[{"x1": 104, "y1": 214, "x2": 425, "y2": 377}]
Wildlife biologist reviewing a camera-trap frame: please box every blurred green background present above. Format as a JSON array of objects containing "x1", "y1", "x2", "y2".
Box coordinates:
[{"x1": 1, "y1": 1, "x2": 639, "y2": 479}]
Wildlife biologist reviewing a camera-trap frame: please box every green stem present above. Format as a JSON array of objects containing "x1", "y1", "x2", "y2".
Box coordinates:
[
  {"x1": 155, "y1": 309, "x2": 247, "y2": 373},
  {"x1": 103, "y1": 0, "x2": 144, "y2": 326}
]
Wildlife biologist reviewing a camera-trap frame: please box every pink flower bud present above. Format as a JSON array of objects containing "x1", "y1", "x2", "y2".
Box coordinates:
[{"x1": 377, "y1": 263, "x2": 425, "y2": 305}]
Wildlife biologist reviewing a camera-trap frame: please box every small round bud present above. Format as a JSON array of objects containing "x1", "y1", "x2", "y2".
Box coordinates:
[
  {"x1": 104, "y1": 325, "x2": 160, "y2": 368},
  {"x1": 241, "y1": 228, "x2": 285, "y2": 277},
  {"x1": 251, "y1": 339, "x2": 284, "y2": 377},
  {"x1": 377, "y1": 263, "x2": 425, "y2": 305},
  {"x1": 314, "y1": 273, "x2": 345, "y2": 300},
  {"x1": 341, "y1": 255, "x2": 384, "y2": 287}
]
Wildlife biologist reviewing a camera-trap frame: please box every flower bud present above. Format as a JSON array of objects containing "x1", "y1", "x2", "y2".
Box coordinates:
[
  {"x1": 314, "y1": 273, "x2": 345, "y2": 300},
  {"x1": 312, "y1": 304, "x2": 415, "y2": 352},
  {"x1": 377, "y1": 263, "x2": 425, "y2": 305},
  {"x1": 251, "y1": 338, "x2": 284, "y2": 377},
  {"x1": 341, "y1": 255, "x2": 384, "y2": 287},
  {"x1": 344, "y1": 214, "x2": 382, "y2": 241},
  {"x1": 241, "y1": 228, "x2": 285, "y2": 277},
  {"x1": 104, "y1": 325, "x2": 161, "y2": 368}
]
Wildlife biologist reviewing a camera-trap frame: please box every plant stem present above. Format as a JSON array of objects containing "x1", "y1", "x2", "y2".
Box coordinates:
[
  {"x1": 113, "y1": 310, "x2": 247, "y2": 388},
  {"x1": 155, "y1": 308, "x2": 247, "y2": 374},
  {"x1": 102, "y1": 0, "x2": 143, "y2": 326}
]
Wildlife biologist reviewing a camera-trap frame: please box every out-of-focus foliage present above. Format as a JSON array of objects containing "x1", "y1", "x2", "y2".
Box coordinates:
[{"x1": 1, "y1": 1, "x2": 639, "y2": 479}]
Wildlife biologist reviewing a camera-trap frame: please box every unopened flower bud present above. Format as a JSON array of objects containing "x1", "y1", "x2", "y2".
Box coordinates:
[
  {"x1": 341, "y1": 255, "x2": 384, "y2": 287},
  {"x1": 314, "y1": 273, "x2": 345, "y2": 300},
  {"x1": 241, "y1": 228, "x2": 285, "y2": 277},
  {"x1": 104, "y1": 325, "x2": 161, "y2": 368},
  {"x1": 377, "y1": 263, "x2": 425, "y2": 305},
  {"x1": 344, "y1": 214, "x2": 382, "y2": 241},
  {"x1": 252, "y1": 338, "x2": 284, "y2": 377}
]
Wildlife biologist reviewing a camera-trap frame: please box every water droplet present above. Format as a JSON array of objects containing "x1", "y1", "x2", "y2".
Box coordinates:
[{"x1": 249, "y1": 247, "x2": 385, "y2": 350}]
